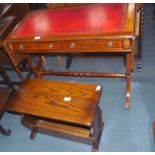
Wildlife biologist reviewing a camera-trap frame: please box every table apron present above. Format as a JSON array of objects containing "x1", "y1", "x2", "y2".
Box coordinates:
[{"x1": 7, "y1": 38, "x2": 132, "y2": 54}]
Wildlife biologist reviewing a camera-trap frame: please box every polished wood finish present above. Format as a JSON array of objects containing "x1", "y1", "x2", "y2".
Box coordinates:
[
  {"x1": 21, "y1": 106, "x2": 103, "y2": 152},
  {"x1": 4, "y1": 4, "x2": 136, "y2": 108},
  {"x1": 2, "y1": 4, "x2": 104, "y2": 148},
  {"x1": 125, "y1": 53, "x2": 131, "y2": 108},
  {"x1": 8, "y1": 38, "x2": 132, "y2": 53},
  {"x1": 61, "y1": 39, "x2": 131, "y2": 52},
  {"x1": 8, "y1": 79, "x2": 101, "y2": 127},
  {"x1": 42, "y1": 71, "x2": 126, "y2": 78},
  {"x1": 46, "y1": 3, "x2": 91, "y2": 9},
  {"x1": 10, "y1": 41, "x2": 60, "y2": 53},
  {"x1": 7, "y1": 78, "x2": 103, "y2": 151}
]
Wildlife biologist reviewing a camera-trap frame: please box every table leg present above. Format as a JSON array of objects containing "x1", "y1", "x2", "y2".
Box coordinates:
[
  {"x1": 0, "y1": 124, "x2": 11, "y2": 136},
  {"x1": 153, "y1": 121, "x2": 155, "y2": 141},
  {"x1": 66, "y1": 55, "x2": 72, "y2": 69},
  {"x1": 56, "y1": 56, "x2": 62, "y2": 66},
  {"x1": 125, "y1": 53, "x2": 132, "y2": 108},
  {"x1": 30, "y1": 127, "x2": 38, "y2": 140},
  {"x1": 34, "y1": 55, "x2": 44, "y2": 79},
  {"x1": 0, "y1": 64, "x2": 14, "y2": 90},
  {"x1": 125, "y1": 75, "x2": 131, "y2": 108},
  {"x1": 91, "y1": 108, "x2": 103, "y2": 152}
]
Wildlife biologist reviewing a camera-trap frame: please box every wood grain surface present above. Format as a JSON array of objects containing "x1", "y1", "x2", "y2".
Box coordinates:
[{"x1": 8, "y1": 79, "x2": 102, "y2": 127}]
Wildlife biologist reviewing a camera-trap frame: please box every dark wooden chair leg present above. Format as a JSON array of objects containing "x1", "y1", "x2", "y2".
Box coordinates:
[
  {"x1": 153, "y1": 121, "x2": 155, "y2": 141},
  {"x1": 137, "y1": 4, "x2": 144, "y2": 71},
  {"x1": 123, "y1": 55, "x2": 126, "y2": 66},
  {"x1": 91, "y1": 108, "x2": 104, "y2": 152},
  {"x1": 0, "y1": 64, "x2": 14, "y2": 90},
  {"x1": 92, "y1": 141, "x2": 98, "y2": 152},
  {"x1": 0, "y1": 124, "x2": 11, "y2": 136},
  {"x1": 91, "y1": 127, "x2": 103, "y2": 152},
  {"x1": 30, "y1": 127, "x2": 38, "y2": 140},
  {"x1": 66, "y1": 55, "x2": 72, "y2": 70}
]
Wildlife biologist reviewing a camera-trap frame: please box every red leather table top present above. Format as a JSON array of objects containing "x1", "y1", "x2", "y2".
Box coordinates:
[{"x1": 10, "y1": 4, "x2": 128, "y2": 38}]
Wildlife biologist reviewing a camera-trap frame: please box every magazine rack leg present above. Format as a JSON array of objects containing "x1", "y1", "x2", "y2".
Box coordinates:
[{"x1": 0, "y1": 124, "x2": 11, "y2": 136}]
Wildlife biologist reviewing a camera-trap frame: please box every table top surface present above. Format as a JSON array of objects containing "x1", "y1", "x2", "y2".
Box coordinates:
[
  {"x1": 8, "y1": 79, "x2": 101, "y2": 127},
  {"x1": 7, "y1": 3, "x2": 135, "y2": 42}
]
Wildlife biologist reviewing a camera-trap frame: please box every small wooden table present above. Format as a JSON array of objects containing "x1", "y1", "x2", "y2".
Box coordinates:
[
  {"x1": 7, "y1": 79, "x2": 103, "y2": 151},
  {"x1": 3, "y1": 4, "x2": 136, "y2": 108}
]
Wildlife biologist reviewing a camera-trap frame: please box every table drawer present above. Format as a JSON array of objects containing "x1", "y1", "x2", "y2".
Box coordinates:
[
  {"x1": 9, "y1": 42, "x2": 60, "y2": 53},
  {"x1": 62, "y1": 39, "x2": 131, "y2": 52}
]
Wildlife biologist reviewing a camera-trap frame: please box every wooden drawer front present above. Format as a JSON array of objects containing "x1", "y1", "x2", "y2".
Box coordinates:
[
  {"x1": 10, "y1": 42, "x2": 60, "y2": 53},
  {"x1": 62, "y1": 39, "x2": 131, "y2": 52}
]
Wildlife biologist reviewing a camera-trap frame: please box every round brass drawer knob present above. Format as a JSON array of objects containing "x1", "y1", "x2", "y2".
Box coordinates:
[
  {"x1": 70, "y1": 42, "x2": 75, "y2": 48},
  {"x1": 107, "y1": 41, "x2": 113, "y2": 48},
  {"x1": 19, "y1": 44, "x2": 24, "y2": 49},
  {"x1": 48, "y1": 43, "x2": 53, "y2": 49}
]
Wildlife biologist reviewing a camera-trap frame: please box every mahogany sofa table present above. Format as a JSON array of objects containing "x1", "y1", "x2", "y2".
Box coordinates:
[{"x1": 3, "y1": 3, "x2": 136, "y2": 108}]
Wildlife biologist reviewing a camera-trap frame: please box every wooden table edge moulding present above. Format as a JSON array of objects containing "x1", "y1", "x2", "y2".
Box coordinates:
[{"x1": 3, "y1": 3, "x2": 136, "y2": 108}]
